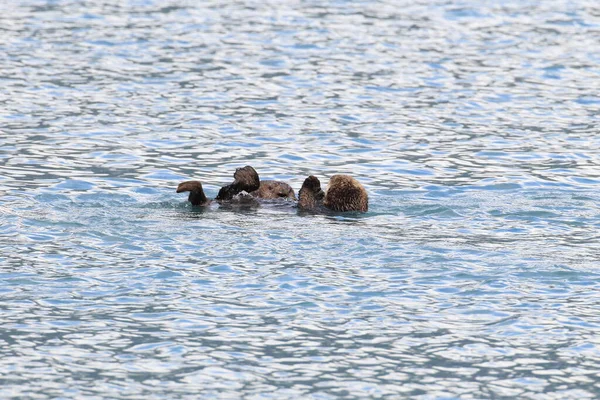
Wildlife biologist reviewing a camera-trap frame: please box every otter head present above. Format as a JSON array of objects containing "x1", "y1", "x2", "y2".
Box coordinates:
[
  {"x1": 252, "y1": 180, "x2": 297, "y2": 200},
  {"x1": 216, "y1": 165, "x2": 260, "y2": 201},
  {"x1": 323, "y1": 175, "x2": 368, "y2": 212},
  {"x1": 177, "y1": 180, "x2": 210, "y2": 206},
  {"x1": 298, "y1": 175, "x2": 325, "y2": 210}
]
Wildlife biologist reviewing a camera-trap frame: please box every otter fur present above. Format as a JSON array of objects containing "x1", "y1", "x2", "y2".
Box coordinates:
[
  {"x1": 298, "y1": 175, "x2": 325, "y2": 210},
  {"x1": 323, "y1": 175, "x2": 368, "y2": 212},
  {"x1": 176, "y1": 180, "x2": 211, "y2": 206},
  {"x1": 251, "y1": 180, "x2": 296, "y2": 200},
  {"x1": 215, "y1": 166, "x2": 260, "y2": 201},
  {"x1": 177, "y1": 166, "x2": 295, "y2": 206},
  {"x1": 176, "y1": 165, "x2": 259, "y2": 206},
  {"x1": 298, "y1": 174, "x2": 368, "y2": 212}
]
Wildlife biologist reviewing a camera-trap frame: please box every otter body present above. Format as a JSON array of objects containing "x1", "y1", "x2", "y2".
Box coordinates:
[
  {"x1": 178, "y1": 167, "x2": 367, "y2": 212},
  {"x1": 177, "y1": 166, "x2": 295, "y2": 207},
  {"x1": 298, "y1": 175, "x2": 368, "y2": 213},
  {"x1": 177, "y1": 165, "x2": 260, "y2": 206}
]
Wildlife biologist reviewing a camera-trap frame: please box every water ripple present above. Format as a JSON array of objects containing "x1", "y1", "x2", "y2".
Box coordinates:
[{"x1": 2, "y1": 0, "x2": 600, "y2": 398}]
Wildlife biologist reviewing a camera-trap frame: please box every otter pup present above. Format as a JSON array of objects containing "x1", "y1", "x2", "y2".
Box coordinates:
[
  {"x1": 177, "y1": 166, "x2": 295, "y2": 206},
  {"x1": 298, "y1": 175, "x2": 368, "y2": 212}
]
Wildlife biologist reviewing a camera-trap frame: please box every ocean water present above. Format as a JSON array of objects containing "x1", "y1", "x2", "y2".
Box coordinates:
[{"x1": 1, "y1": 0, "x2": 600, "y2": 398}]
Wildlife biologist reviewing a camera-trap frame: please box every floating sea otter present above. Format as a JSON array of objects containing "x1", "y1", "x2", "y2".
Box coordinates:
[
  {"x1": 298, "y1": 174, "x2": 368, "y2": 212},
  {"x1": 177, "y1": 166, "x2": 295, "y2": 206}
]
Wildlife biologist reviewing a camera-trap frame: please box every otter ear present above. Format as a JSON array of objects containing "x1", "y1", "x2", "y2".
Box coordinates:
[{"x1": 177, "y1": 181, "x2": 203, "y2": 193}]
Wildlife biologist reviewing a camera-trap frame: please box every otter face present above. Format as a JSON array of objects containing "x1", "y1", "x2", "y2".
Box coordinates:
[
  {"x1": 251, "y1": 180, "x2": 297, "y2": 200},
  {"x1": 323, "y1": 175, "x2": 368, "y2": 212}
]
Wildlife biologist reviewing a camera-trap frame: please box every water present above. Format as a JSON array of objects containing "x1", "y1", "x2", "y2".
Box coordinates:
[{"x1": 1, "y1": 0, "x2": 600, "y2": 398}]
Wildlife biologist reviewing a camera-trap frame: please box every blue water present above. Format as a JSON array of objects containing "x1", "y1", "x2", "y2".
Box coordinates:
[{"x1": 1, "y1": 1, "x2": 600, "y2": 398}]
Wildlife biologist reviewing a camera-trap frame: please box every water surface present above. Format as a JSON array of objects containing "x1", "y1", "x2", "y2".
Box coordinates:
[{"x1": 1, "y1": 1, "x2": 600, "y2": 398}]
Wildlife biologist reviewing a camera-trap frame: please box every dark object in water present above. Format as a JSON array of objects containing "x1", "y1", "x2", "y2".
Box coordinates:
[
  {"x1": 176, "y1": 180, "x2": 211, "y2": 206},
  {"x1": 298, "y1": 174, "x2": 368, "y2": 212},
  {"x1": 298, "y1": 175, "x2": 325, "y2": 210},
  {"x1": 177, "y1": 166, "x2": 295, "y2": 206},
  {"x1": 177, "y1": 165, "x2": 259, "y2": 206},
  {"x1": 215, "y1": 166, "x2": 260, "y2": 201}
]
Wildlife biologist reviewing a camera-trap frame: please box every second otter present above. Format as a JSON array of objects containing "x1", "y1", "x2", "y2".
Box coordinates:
[{"x1": 298, "y1": 174, "x2": 368, "y2": 212}]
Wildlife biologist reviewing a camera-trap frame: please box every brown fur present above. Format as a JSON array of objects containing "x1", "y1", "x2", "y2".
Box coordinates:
[
  {"x1": 323, "y1": 175, "x2": 368, "y2": 212},
  {"x1": 215, "y1": 166, "x2": 260, "y2": 201},
  {"x1": 251, "y1": 180, "x2": 296, "y2": 200},
  {"x1": 177, "y1": 166, "x2": 295, "y2": 207},
  {"x1": 298, "y1": 174, "x2": 368, "y2": 212},
  {"x1": 298, "y1": 176, "x2": 325, "y2": 210},
  {"x1": 176, "y1": 181, "x2": 211, "y2": 206}
]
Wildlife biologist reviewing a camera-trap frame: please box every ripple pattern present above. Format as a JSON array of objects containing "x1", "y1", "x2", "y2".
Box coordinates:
[{"x1": 1, "y1": 1, "x2": 600, "y2": 398}]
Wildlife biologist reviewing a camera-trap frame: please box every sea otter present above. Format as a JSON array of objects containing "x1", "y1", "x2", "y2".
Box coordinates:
[
  {"x1": 298, "y1": 174, "x2": 368, "y2": 212},
  {"x1": 177, "y1": 166, "x2": 295, "y2": 206}
]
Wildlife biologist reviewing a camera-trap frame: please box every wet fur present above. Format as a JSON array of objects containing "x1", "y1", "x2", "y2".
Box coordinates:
[
  {"x1": 298, "y1": 175, "x2": 325, "y2": 210},
  {"x1": 251, "y1": 180, "x2": 296, "y2": 200},
  {"x1": 176, "y1": 181, "x2": 211, "y2": 206},
  {"x1": 178, "y1": 166, "x2": 295, "y2": 207},
  {"x1": 298, "y1": 175, "x2": 367, "y2": 212},
  {"x1": 215, "y1": 166, "x2": 260, "y2": 201},
  {"x1": 323, "y1": 175, "x2": 368, "y2": 212}
]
